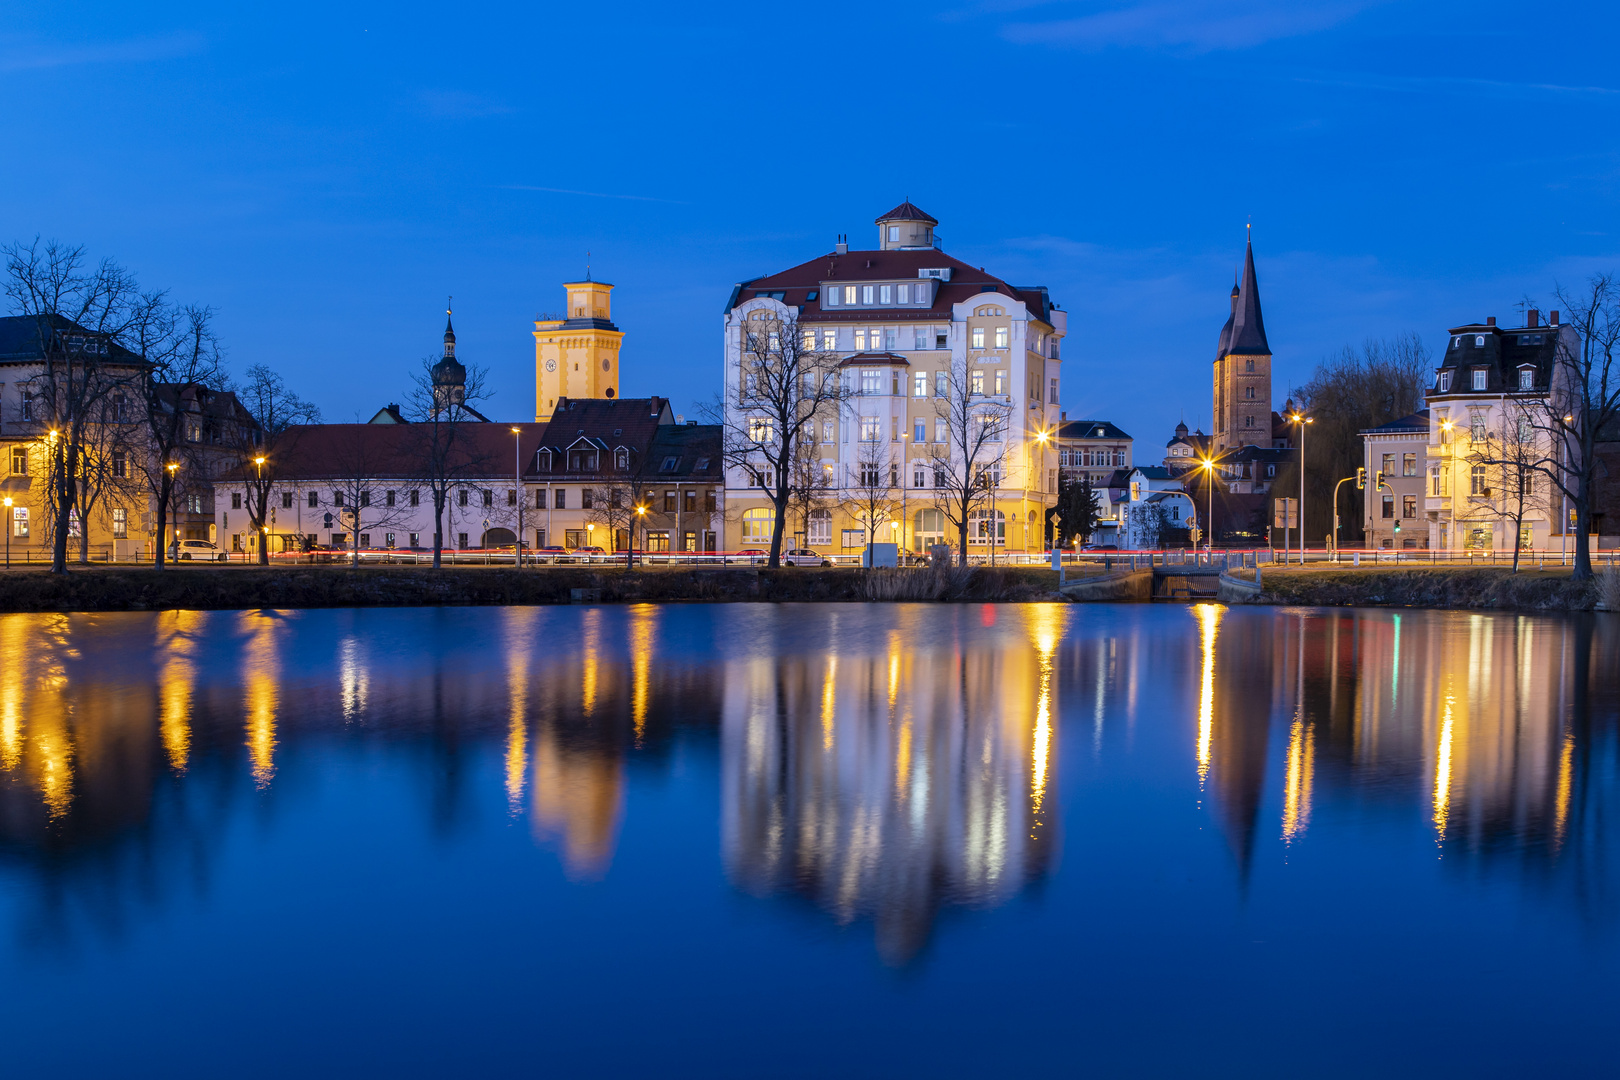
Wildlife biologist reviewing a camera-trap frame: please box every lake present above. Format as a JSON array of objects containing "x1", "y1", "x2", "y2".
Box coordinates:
[{"x1": 0, "y1": 603, "x2": 1615, "y2": 1077}]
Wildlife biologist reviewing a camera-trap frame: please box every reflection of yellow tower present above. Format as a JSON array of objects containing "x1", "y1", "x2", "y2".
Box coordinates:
[{"x1": 533, "y1": 279, "x2": 623, "y2": 421}]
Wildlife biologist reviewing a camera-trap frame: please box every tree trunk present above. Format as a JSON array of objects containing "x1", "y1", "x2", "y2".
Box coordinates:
[
  {"x1": 154, "y1": 482, "x2": 171, "y2": 571},
  {"x1": 958, "y1": 518, "x2": 970, "y2": 567},
  {"x1": 432, "y1": 494, "x2": 445, "y2": 569}
]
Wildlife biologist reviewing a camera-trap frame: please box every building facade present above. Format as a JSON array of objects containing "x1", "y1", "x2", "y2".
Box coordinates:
[
  {"x1": 534, "y1": 280, "x2": 623, "y2": 422},
  {"x1": 1211, "y1": 238, "x2": 1274, "y2": 456},
  {"x1": 720, "y1": 202, "x2": 1065, "y2": 554},
  {"x1": 1056, "y1": 418, "x2": 1131, "y2": 488},
  {"x1": 1359, "y1": 411, "x2": 1430, "y2": 549},
  {"x1": 1422, "y1": 311, "x2": 1574, "y2": 552}
]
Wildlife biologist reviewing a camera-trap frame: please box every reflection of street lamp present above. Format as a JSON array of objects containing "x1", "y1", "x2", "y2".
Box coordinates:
[{"x1": 2, "y1": 495, "x2": 11, "y2": 569}]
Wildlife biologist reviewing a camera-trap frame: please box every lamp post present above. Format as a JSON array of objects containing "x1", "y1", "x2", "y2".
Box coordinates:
[
  {"x1": 633, "y1": 503, "x2": 646, "y2": 569},
  {"x1": 165, "y1": 461, "x2": 179, "y2": 565},
  {"x1": 899, "y1": 431, "x2": 909, "y2": 562},
  {"x1": 511, "y1": 427, "x2": 523, "y2": 568},
  {"x1": 253, "y1": 456, "x2": 266, "y2": 561},
  {"x1": 1289, "y1": 410, "x2": 1313, "y2": 564},
  {"x1": 2, "y1": 496, "x2": 10, "y2": 569},
  {"x1": 1200, "y1": 458, "x2": 1215, "y2": 553},
  {"x1": 1034, "y1": 427, "x2": 1050, "y2": 553}
]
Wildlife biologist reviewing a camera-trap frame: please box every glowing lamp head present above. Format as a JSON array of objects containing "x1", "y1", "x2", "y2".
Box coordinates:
[
  {"x1": 254, "y1": 456, "x2": 265, "y2": 466},
  {"x1": 2, "y1": 497, "x2": 10, "y2": 508},
  {"x1": 511, "y1": 427, "x2": 521, "y2": 434},
  {"x1": 1036, "y1": 430, "x2": 1049, "y2": 443}
]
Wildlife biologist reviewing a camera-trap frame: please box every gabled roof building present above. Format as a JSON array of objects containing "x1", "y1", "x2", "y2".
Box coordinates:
[{"x1": 722, "y1": 202, "x2": 1066, "y2": 553}]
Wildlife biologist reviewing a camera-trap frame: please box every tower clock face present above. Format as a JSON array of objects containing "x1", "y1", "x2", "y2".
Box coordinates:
[{"x1": 544, "y1": 359, "x2": 557, "y2": 372}]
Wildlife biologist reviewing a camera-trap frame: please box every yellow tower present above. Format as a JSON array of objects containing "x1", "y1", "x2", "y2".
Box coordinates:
[{"x1": 534, "y1": 279, "x2": 623, "y2": 421}]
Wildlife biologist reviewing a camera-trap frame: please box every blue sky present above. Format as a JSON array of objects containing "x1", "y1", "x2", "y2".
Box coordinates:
[{"x1": 4, "y1": 1, "x2": 1617, "y2": 444}]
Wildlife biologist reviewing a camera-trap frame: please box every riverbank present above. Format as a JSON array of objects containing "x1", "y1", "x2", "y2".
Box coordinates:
[
  {"x1": 1229, "y1": 565, "x2": 1614, "y2": 612},
  {"x1": 0, "y1": 564, "x2": 1064, "y2": 612}
]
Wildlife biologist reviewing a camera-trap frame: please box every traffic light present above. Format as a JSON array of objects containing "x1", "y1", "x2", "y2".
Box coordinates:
[
  {"x1": 1356, "y1": 467, "x2": 1366, "y2": 489},
  {"x1": 1393, "y1": 520, "x2": 1402, "y2": 534},
  {"x1": 1375, "y1": 470, "x2": 1385, "y2": 490}
]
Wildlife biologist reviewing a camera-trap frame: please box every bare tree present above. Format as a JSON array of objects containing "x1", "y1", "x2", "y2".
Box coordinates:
[
  {"x1": 3, "y1": 240, "x2": 148, "y2": 573},
  {"x1": 73, "y1": 390, "x2": 142, "y2": 563},
  {"x1": 1529, "y1": 275, "x2": 1620, "y2": 581},
  {"x1": 785, "y1": 427, "x2": 836, "y2": 550},
  {"x1": 838, "y1": 436, "x2": 898, "y2": 563},
  {"x1": 315, "y1": 428, "x2": 416, "y2": 567},
  {"x1": 405, "y1": 356, "x2": 492, "y2": 569},
  {"x1": 130, "y1": 304, "x2": 227, "y2": 570},
  {"x1": 927, "y1": 355, "x2": 1012, "y2": 566},
  {"x1": 1467, "y1": 406, "x2": 1555, "y2": 573},
  {"x1": 1288, "y1": 333, "x2": 1431, "y2": 543},
  {"x1": 232, "y1": 365, "x2": 321, "y2": 564},
  {"x1": 708, "y1": 310, "x2": 849, "y2": 567}
]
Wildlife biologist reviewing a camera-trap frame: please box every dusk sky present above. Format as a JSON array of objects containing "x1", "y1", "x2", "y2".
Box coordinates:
[{"x1": 5, "y1": 1, "x2": 1617, "y2": 443}]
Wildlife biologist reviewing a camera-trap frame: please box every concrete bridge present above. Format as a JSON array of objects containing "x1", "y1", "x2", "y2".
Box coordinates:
[{"x1": 1058, "y1": 553, "x2": 1265, "y2": 604}]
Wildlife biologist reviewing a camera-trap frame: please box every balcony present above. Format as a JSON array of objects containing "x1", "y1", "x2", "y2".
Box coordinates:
[{"x1": 1425, "y1": 496, "x2": 1450, "y2": 512}]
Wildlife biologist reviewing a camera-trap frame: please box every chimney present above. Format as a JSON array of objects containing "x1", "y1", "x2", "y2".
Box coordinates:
[
  {"x1": 1060, "y1": 411, "x2": 1067, "y2": 421},
  {"x1": 1551, "y1": 310, "x2": 1559, "y2": 326},
  {"x1": 835, "y1": 233, "x2": 848, "y2": 255},
  {"x1": 1486, "y1": 316, "x2": 1496, "y2": 326},
  {"x1": 1527, "y1": 309, "x2": 1539, "y2": 328}
]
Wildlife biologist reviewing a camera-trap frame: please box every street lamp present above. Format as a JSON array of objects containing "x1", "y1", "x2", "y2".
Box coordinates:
[
  {"x1": 510, "y1": 427, "x2": 523, "y2": 568},
  {"x1": 899, "y1": 431, "x2": 910, "y2": 561},
  {"x1": 1034, "y1": 427, "x2": 1050, "y2": 554},
  {"x1": 165, "y1": 461, "x2": 179, "y2": 564},
  {"x1": 633, "y1": 503, "x2": 647, "y2": 569},
  {"x1": 1200, "y1": 458, "x2": 1215, "y2": 553},
  {"x1": 1289, "y1": 411, "x2": 1313, "y2": 564},
  {"x1": 2, "y1": 495, "x2": 10, "y2": 569}
]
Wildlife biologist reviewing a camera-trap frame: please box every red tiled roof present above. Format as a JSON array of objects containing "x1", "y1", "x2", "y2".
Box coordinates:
[
  {"x1": 735, "y1": 249, "x2": 1053, "y2": 325},
  {"x1": 242, "y1": 422, "x2": 545, "y2": 482}
]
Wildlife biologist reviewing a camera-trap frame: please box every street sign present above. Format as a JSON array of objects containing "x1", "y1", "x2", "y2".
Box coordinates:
[{"x1": 1273, "y1": 498, "x2": 1297, "y2": 529}]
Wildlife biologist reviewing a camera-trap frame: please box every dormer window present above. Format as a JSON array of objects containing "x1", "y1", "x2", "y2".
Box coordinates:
[
  {"x1": 862, "y1": 286, "x2": 874, "y2": 304},
  {"x1": 1519, "y1": 367, "x2": 1534, "y2": 390},
  {"x1": 879, "y1": 285, "x2": 892, "y2": 304},
  {"x1": 1475, "y1": 335, "x2": 1485, "y2": 347},
  {"x1": 1472, "y1": 369, "x2": 1487, "y2": 391},
  {"x1": 617, "y1": 449, "x2": 630, "y2": 469},
  {"x1": 660, "y1": 456, "x2": 679, "y2": 472},
  {"x1": 1438, "y1": 371, "x2": 1453, "y2": 393}
]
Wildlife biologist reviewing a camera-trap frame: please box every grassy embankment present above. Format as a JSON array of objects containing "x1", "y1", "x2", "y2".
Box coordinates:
[
  {"x1": 0, "y1": 564, "x2": 1063, "y2": 613},
  {"x1": 1229, "y1": 563, "x2": 1618, "y2": 612}
]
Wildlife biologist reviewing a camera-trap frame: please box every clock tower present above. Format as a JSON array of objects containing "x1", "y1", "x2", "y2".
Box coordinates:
[{"x1": 534, "y1": 278, "x2": 623, "y2": 421}]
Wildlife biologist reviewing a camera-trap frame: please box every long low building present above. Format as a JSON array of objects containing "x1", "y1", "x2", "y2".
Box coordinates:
[{"x1": 214, "y1": 394, "x2": 723, "y2": 556}]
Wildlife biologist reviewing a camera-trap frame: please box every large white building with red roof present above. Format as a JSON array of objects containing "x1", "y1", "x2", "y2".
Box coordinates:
[{"x1": 720, "y1": 202, "x2": 1066, "y2": 554}]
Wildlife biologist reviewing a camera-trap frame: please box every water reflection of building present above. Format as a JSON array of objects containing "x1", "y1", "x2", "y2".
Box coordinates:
[
  {"x1": 1195, "y1": 609, "x2": 1618, "y2": 884},
  {"x1": 722, "y1": 607, "x2": 1063, "y2": 964}
]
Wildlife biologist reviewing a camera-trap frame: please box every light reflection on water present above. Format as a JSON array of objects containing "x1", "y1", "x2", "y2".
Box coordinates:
[{"x1": 0, "y1": 603, "x2": 1617, "y2": 1073}]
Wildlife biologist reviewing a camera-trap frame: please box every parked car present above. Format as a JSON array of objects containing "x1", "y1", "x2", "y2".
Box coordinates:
[
  {"x1": 534, "y1": 545, "x2": 568, "y2": 562},
  {"x1": 782, "y1": 548, "x2": 830, "y2": 567},
  {"x1": 730, "y1": 548, "x2": 768, "y2": 565},
  {"x1": 1081, "y1": 543, "x2": 1119, "y2": 552},
  {"x1": 172, "y1": 539, "x2": 229, "y2": 562},
  {"x1": 572, "y1": 545, "x2": 607, "y2": 563}
]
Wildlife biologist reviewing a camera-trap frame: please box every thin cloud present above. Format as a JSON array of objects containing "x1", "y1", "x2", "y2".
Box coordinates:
[
  {"x1": 1291, "y1": 71, "x2": 1620, "y2": 101},
  {"x1": 499, "y1": 185, "x2": 685, "y2": 204},
  {"x1": 0, "y1": 31, "x2": 205, "y2": 73},
  {"x1": 1002, "y1": 0, "x2": 1376, "y2": 52}
]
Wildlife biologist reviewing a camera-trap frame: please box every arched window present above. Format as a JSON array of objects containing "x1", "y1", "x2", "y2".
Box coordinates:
[{"x1": 742, "y1": 507, "x2": 775, "y2": 542}]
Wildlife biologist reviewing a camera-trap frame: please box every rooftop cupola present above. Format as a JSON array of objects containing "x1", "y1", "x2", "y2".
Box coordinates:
[
  {"x1": 431, "y1": 302, "x2": 467, "y2": 412},
  {"x1": 875, "y1": 200, "x2": 939, "y2": 250}
]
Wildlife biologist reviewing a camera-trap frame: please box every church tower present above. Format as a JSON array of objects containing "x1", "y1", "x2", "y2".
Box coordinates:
[
  {"x1": 534, "y1": 278, "x2": 623, "y2": 422},
  {"x1": 1211, "y1": 236, "x2": 1272, "y2": 455}
]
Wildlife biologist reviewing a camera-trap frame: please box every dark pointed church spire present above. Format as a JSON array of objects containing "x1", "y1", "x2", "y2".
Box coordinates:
[
  {"x1": 1227, "y1": 236, "x2": 1271, "y2": 356},
  {"x1": 443, "y1": 296, "x2": 456, "y2": 357}
]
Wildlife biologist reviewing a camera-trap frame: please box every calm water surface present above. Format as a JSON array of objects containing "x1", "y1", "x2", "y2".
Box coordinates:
[{"x1": 0, "y1": 603, "x2": 1616, "y2": 1077}]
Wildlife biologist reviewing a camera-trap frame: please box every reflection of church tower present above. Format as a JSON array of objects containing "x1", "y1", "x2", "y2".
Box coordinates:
[
  {"x1": 1212, "y1": 237, "x2": 1273, "y2": 455},
  {"x1": 432, "y1": 305, "x2": 467, "y2": 416},
  {"x1": 533, "y1": 277, "x2": 624, "y2": 422}
]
